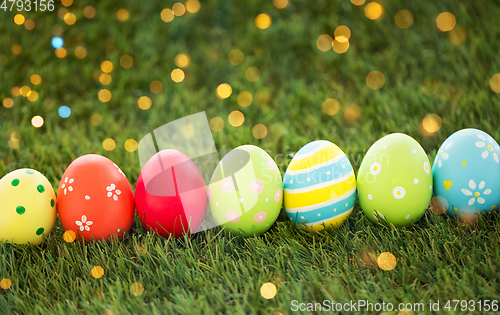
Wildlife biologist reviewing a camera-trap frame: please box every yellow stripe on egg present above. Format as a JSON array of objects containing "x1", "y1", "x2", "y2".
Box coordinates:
[
  {"x1": 284, "y1": 172, "x2": 356, "y2": 208},
  {"x1": 303, "y1": 207, "x2": 353, "y2": 231},
  {"x1": 288, "y1": 143, "x2": 344, "y2": 171}
]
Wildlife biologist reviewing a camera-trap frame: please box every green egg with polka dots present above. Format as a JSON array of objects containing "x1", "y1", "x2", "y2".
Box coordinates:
[
  {"x1": 0, "y1": 168, "x2": 57, "y2": 245},
  {"x1": 208, "y1": 145, "x2": 283, "y2": 237},
  {"x1": 357, "y1": 133, "x2": 433, "y2": 226}
]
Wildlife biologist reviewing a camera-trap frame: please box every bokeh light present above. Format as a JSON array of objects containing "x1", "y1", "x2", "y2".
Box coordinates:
[
  {"x1": 91, "y1": 266, "x2": 105, "y2": 279},
  {"x1": 58, "y1": 8, "x2": 69, "y2": 20},
  {"x1": 61, "y1": 0, "x2": 73, "y2": 7},
  {"x1": 394, "y1": 10, "x2": 414, "y2": 29},
  {"x1": 351, "y1": 0, "x2": 366, "y2": 5},
  {"x1": 260, "y1": 282, "x2": 277, "y2": 299},
  {"x1": 30, "y1": 74, "x2": 41, "y2": 85},
  {"x1": 12, "y1": 45, "x2": 22, "y2": 55},
  {"x1": 8, "y1": 138, "x2": 20, "y2": 149},
  {"x1": 11, "y1": 87, "x2": 20, "y2": 97},
  {"x1": 63, "y1": 230, "x2": 76, "y2": 242},
  {"x1": 255, "y1": 13, "x2": 272, "y2": 29},
  {"x1": 20, "y1": 86, "x2": 31, "y2": 97},
  {"x1": 3, "y1": 98, "x2": 14, "y2": 108},
  {"x1": 98, "y1": 89, "x2": 112, "y2": 102},
  {"x1": 316, "y1": 34, "x2": 332, "y2": 52},
  {"x1": 103, "y1": 138, "x2": 116, "y2": 151},
  {"x1": 421, "y1": 114, "x2": 442, "y2": 136},
  {"x1": 150, "y1": 80, "x2": 163, "y2": 94},
  {"x1": 52, "y1": 25, "x2": 63, "y2": 36},
  {"x1": 55, "y1": 47, "x2": 67, "y2": 58},
  {"x1": 273, "y1": 0, "x2": 288, "y2": 9},
  {"x1": 90, "y1": 113, "x2": 103, "y2": 126},
  {"x1": 173, "y1": 2, "x2": 186, "y2": 16},
  {"x1": 436, "y1": 12, "x2": 456, "y2": 32},
  {"x1": 75, "y1": 46, "x2": 87, "y2": 59},
  {"x1": 31, "y1": 115, "x2": 44, "y2": 128},
  {"x1": 14, "y1": 14, "x2": 25, "y2": 25},
  {"x1": 490, "y1": 73, "x2": 500, "y2": 93},
  {"x1": 377, "y1": 252, "x2": 397, "y2": 271},
  {"x1": 228, "y1": 111, "x2": 245, "y2": 127},
  {"x1": 430, "y1": 196, "x2": 447, "y2": 215},
  {"x1": 245, "y1": 67, "x2": 260, "y2": 82},
  {"x1": 130, "y1": 282, "x2": 145, "y2": 296},
  {"x1": 237, "y1": 91, "x2": 253, "y2": 107},
  {"x1": 366, "y1": 71, "x2": 385, "y2": 89},
  {"x1": 0, "y1": 278, "x2": 12, "y2": 290},
  {"x1": 322, "y1": 98, "x2": 340, "y2": 116},
  {"x1": 344, "y1": 104, "x2": 360, "y2": 121},
  {"x1": 175, "y1": 54, "x2": 190, "y2": 68},
  {"x1": 83, "y1": 6, "x2": 96, "y2": 19},
  {"x1": 186, "y1": 0, "x2": 201, "y2": 13},
  {"x1": 228, "y1": 49, "x2": 244, "y2": 65},
  {"x1": 124, "y1": 139, "x2": 138, "y2": 152},
  {"x1": 27, "y1": 91, "x2": 39, "y2": 102},
  {"x1": 448, "y1": 27, "x2": 466, "y2": 45},
  {"x1": 252, "y1": 124, "x2": 268, "y2": 139},
  {"x1": 171, "y1": 69, "x2": 185, "y2": 83},
  {"x1": 161, "y1": 9, "x2": 174, "y2": 23},
  {"x1": 63, "y1": 12, "x2": 76, "y2": 25},
  {"x1": 24, "y1": 19, "x2": 35, "y2": 31},
  {"x1": 216, "y1": 83, "x2": 232, "y2": 99},
  {"x1": 116, "y1": 9, "x2": 129, "y2": 21},
  {"x1": 365, "y1": 2, "x2": 383, "y2": 20},
  {"x1": 99, "y1": 73, "x2": 112, "y2": 85},
  {"x1": 334, "y1": 26, "x2": 351, "y2": 41},
  {"x1": 210, "y1": 117, "x2": 224, "y2": 132},
  {"x1": 120, "y1": 55, "x2": 133, "y2": 68},
  {"x1": 58, "y1": 106, "x2": 71, "y2": 118},
  {"x1": 52, "y1": 37, "x2": 63, "y2": 49},
  {"x1": 100, "y1": 60, "x2": 113, "y2": 73},
  {"x1": 332, "y1": 38, "x2": 349, "y2": 54},
  {"x1": 138, "y1": 96, "x2": 152, "y2": 110}
]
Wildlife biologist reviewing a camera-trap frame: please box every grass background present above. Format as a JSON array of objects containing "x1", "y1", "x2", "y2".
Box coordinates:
[{"x1": 1, "y1": 0, "x2": 500, "y2": 314}]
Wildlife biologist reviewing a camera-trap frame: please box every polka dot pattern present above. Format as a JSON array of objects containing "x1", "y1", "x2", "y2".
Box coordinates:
[
  {"x1": 11, "y1": 179, "x2": 19, "y2": 186},
  {"x1": 16, "y1": 206, "x2": 25, "y2": 215},
  {"x1": 249, "y1": 179, "x2": 264, "y2": 195},
  {"x1": 35, "y1": 227, "x2": 44, "y2": 235},
  {"x1": 37, "y1": 185, "x2": 45, "y2": 193},
  {"x1": 254, "y1": 211, "x2": 267, "y2": 223}
]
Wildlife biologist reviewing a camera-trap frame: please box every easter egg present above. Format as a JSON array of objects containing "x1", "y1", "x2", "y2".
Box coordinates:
[
  {"x1": 283, "y1": 140, "x2": 356, "y2": 231},
  {"x1": 208, "y1": 145, "x2": 282, "y2": 237},
  {"x1": 57, "y1": 154, "x2": 135, "y2": 242},
  {"x1": 0, "y1": 169, "x2": 56, "y2": 245},
  {"x1": 432, "y1": 128, "x2": 500, "y2": 218},
  {"x1": 135, "y1": 149, "x2": 207, "y2": 237},
  {"x1": 357, "y1": 133, "x2": 433, "y2": 226}
]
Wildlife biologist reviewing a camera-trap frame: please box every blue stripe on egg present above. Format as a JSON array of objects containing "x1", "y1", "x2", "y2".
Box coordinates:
[
  {"x1": 285, "y1": 187, "x2": 356, "y2": 224},
  {"x1": 283, "y1": 154, "x2": 352, "y2": 190}
]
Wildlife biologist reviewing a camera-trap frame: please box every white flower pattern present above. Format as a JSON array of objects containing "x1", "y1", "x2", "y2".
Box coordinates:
[
  {"x1": 75, "y1": 215, "x2": 93, "y2": 231},
  {"x1": 475, "y1": 135, "x2": 499, "y2": 163},
  {"x1": 106, "y1": 183, "x2": 121, "y2": 201},
  {"x1": 61, "y1": 177, "x2": 74, "y2": 195},
  {"x1": 461, "y1": 179, "x2": 491, "y2": 206}
]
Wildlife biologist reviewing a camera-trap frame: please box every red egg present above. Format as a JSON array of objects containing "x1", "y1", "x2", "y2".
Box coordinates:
[
  {"x1": 135, "y1": 149, "x2": 207, "y2": 237},
  {"x1": 57, "y1": 154, "x2": 135, "y2": 242}
]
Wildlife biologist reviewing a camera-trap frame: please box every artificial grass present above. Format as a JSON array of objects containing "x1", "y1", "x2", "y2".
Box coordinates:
[{"x1": 1, "y1": 0, "x2": 500, "y2": 313}]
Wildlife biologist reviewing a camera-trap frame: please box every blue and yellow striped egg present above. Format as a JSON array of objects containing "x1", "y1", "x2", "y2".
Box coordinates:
[{"x1": 284, "y1": 140, "x2": 356, "y2": 231}]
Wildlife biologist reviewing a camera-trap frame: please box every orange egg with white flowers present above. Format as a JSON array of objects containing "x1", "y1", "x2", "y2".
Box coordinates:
[{"x1": 57, "y1": 154, "x2": 135, "y2": 242}]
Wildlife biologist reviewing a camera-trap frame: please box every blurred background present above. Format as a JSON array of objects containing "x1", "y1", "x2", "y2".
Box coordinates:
[{"x1": 1, "y1": 0, "x2": 500, "y2": 187}]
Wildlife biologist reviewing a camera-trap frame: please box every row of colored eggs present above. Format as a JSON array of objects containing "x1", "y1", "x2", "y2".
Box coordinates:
[{"x1": 1, "y1": 128, "x2": 499, "y2": 245}]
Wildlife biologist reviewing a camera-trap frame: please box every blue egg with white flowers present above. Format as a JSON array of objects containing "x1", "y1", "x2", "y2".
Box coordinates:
[{"x1": 432, "y1": 128, "x2": 500, "y2": 218}]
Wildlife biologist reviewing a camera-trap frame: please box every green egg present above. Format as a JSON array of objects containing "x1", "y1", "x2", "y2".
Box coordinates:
[
  {"x1": 357, "y1": 133, "x2": 433, "y2": 226},
  {"x1": 208, "y1": 145, "x2": 283, "y2": 237}
]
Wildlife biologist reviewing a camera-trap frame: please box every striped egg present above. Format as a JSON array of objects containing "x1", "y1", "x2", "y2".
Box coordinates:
[{"x1": 283, "y1": 140, "x2": 356, "y2": 231}]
